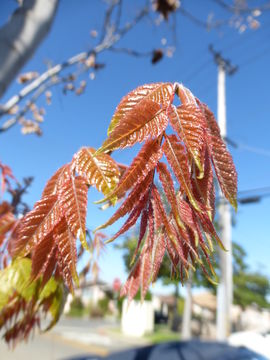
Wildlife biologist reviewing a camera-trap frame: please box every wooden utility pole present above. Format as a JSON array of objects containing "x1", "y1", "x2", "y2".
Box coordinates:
[{"x1": 209, "y1": 45, "x2": 237, "y2": 340}]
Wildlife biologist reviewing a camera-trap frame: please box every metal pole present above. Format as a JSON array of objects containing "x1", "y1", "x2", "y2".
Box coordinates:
[{"x1": 216, "y1": 63, "x2": 233, "y2": 340}]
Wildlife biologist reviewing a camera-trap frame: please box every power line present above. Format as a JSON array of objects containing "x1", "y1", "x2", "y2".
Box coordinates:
[
  {"x1": 182, "y1": 20, "x2": 270, "y2": 86},
  {"x1": 239, "y1": 45, "x2": 270, "y2": 68},
  {"x1": 182, "y1": 58, "x2": 212, "y2": 84},
  {"x1": 225, "y1": 136, "x2": 270, "y2": 158},
  {"x1": 217, "y1": 186, "x2": 270, "y2": 205},
  {"x1": 238, "y1": 186, "x2": 270, "y2": 196},
  {"x1": 221, "y1": 20, "x2": 270, "y2": 54}
]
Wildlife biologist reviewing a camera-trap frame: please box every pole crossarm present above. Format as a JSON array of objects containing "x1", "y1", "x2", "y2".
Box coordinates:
[{"x1": 209, "y1": 44, "x2": 238, "y2": 75}]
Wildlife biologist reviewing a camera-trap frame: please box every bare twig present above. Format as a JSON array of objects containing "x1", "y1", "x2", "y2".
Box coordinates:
[
  {"x1": 178, "y1": 6, "x2": 226, "y2": 29},
  {"x1": 109, "y1": 47, "x2": 152, "y2": 57},
  {"x1": 115, "y1": 0, "x2": 123, "y2": 30},
  {"x1": 0, "y1": 5, "x2": 149, "y2": 132},
  {"x1": 0, "y1": 78, "x2": 61, "y2": 133},
  {"x1": 99, "y1": 0, "x2": 120, "y2": 43},
  {"x1": 211, "y1": 0, "x2": 270, "y2": 14}
]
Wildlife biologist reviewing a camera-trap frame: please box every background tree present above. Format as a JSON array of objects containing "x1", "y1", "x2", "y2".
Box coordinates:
[
  {"x1": 194, "y1": 241, "x2": 270, "y2": 308},
  {"x1": 120, "y1": 235, "x2": 270, "y2": 310}
]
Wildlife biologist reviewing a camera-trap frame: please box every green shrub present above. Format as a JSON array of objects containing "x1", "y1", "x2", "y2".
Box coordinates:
[
  {"x1": 68, "y1": 296, "x2": 84, "y2": 317},
  {"x1": 133, "y1": 290, "x2": 152, "y2": 301},
  {"x1": 98, "y1": 297, "x2": 110, "y2": 314}
]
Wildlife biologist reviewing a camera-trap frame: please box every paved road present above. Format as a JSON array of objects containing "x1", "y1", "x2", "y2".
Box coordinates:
[{"x1": 0, "y1": 317, "x2": 148, "y2": 360}]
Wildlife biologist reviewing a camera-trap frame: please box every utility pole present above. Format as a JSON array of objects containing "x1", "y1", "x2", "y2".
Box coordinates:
[
  {"x1": 181, "y1": 270, "x2": 193, "y2": 339},
  {"x1": 209, "y1": 45, "x2": 238, "y2": 340}
]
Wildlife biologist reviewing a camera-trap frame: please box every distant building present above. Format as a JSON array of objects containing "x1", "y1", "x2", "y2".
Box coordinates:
[{"x1": 64, "y1": 278, "x2": 113, "y2": 313}]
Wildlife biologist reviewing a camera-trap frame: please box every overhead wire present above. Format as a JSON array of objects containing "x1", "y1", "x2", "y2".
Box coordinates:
[
  {"x1": 225, "y1": 137, "x2": 270, "y2": 158},
  {"x1": 181, "y1": 18, "x2": 270, "y2": 89}
]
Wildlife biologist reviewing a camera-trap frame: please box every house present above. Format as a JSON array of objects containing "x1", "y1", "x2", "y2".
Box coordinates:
[{"x1": 64, "y1": 278, "x2": 113, "y2": 313}]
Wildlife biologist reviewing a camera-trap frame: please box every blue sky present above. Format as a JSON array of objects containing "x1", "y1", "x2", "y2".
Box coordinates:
[{"x1": 1, "y1": 1, "x2": 270, "y2": 292}]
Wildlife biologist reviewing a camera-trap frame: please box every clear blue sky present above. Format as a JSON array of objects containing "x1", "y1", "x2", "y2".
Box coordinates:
[{"x1": 1, "y1": 1, "x2": 270, "y2": 292}]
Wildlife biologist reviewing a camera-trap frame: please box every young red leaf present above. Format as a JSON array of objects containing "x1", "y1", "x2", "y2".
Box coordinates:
[
  {"x1": 95, "y1": 171, "x2": 153, "y2": 231},
  {"x1": 99, "y1": 139, "x2": 162, "y2": 203},
  {"x1": 54, "y1": 218, "x2": 78, "y2": 290},
  {"x1": 196, "y1": 208, "x2": 226, "y2": 251},
  {"x1": 151, "y1": 232, "x2": 166, "y2": 282},
  {"x1": 107, "y1": 82, "x2": 174, "y2": 136},
  {"x1": 42, "y1": 164, "x2": 71, "y2": 198},
  {"x1": 31, "y1": 232, "x2": 55, "y2": 282},
  {"x1": 121, "y1": 246, "x2": 151, "y2": 302},
  {"x1": 131, "y1": 201, "x2": 154, "y2": 264},
  {"x1": 168, "y1": 104, "x2": 206, "y2": 177},
  {"x1": 59, "y1": 176, "x2": 88, "y2": 250},
  {"x1": 13, "y1": 194, "x2": 62, "y2": 256},
  {"x1": 163, "y1": 134, "x2": 199, "y2": 211},
  {"x1": 40, "y1": 245, "x2": 58, "y2": 287},
  {"x1": 157, "y1": 162, "x2": 185, "y2": 230},
  {"x1": 120, "y1": 257, "x2": 141, "y2": 301},
  {"x1": 74, "y1": 147, "x2": 120, "y2": 196},
  {"x1": 0, "y1": 206, "x2": 16, "y2": 246},
  {"x1": 202, "y1": 103, "x2": 237, "y2": 210},
  {"x1": 152, "y1": 185, "x2": 189, "y2": 270},
  {"x1": 192, "y1": 145, "x2": 215, "y2": 220},
  {"x1": 140, "y1": 248, "x2": 152, "y2": 300},
  {"x1": 98, "y1": 100, "x2": 169, "y2": 153},
  {"x1": 106, "y1": 205, "x2": 143, "y2": 244}
]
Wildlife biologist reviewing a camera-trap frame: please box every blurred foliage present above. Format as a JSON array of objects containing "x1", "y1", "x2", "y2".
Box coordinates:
[
  {"x1": 177, "y1": 297, "x2": 185, "y2": 316},
  {"x1": 118, "y1": 235, "x2": 270, "y2": 309},
  {"x1": 133, "y1": 289, "x2": 152, "y2": 301},
  {"x1": 97, "y1": 297, "x2": 110, "y2": 314},
  {"x1": 68, "y1": 296, "x2": 84, "y2": 317},
  {"x1": 146, "y1": 324, "x2": 181, "y2": 344}
]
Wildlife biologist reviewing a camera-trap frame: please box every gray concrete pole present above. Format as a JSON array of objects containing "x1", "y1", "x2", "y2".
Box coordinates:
[
  {"x1": 182, "y1": 271, "x2": 193, "y2": 339},
  {"x1": 216, "y1": 63, "x2": 233, "y2": 340}
]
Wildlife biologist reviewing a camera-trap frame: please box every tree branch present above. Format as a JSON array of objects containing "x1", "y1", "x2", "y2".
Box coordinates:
[
  {"x1": 0, "y1": 0, "x2": 59, "y2": 99},
  {"x1": 0, "y1": 5, "x2": 150, "y2": 131},
  {"x1": 211, "y1": 0, "x2": 270, "y2": 14}
]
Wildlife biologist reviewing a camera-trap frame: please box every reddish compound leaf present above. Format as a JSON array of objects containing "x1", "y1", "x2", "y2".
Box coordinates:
[
  {"x1": 95, "y1": 171, "x2": 153, "y2": 231},
  {"x1": 121, "y1": 246, "x2": 151, "y2": 302},
  {"x1": 163, "y1": 134, "x2": 199, "y2": 211},
  {"x1": 196, "y1": 208, "x2": 225, "y2": 251},
  {"x1": 74, "y1": 147, "x2": 120, "y2": 196},
  {"x1": 151, "y1": 232, "x2": 166, "y2": 282},
  {"x1": 13, "y1": 195, "x2": 62, "y2": 257},
  {"x1": 139, "y1": 248, "x2": 152, "y2": 300},
  {"x1": 0, "y1": 203, "x2": 16, "y2": 246},
  {"x1": 40, "y1": 245, "x2": 58, "y2": 287},
  {"x1": 157, "y1": 162, "x2": 184, "y2": 230},
  {"x1": 168, "y1": 104, "x2": 206, "y2": 177},
  {"x1": 54, "y1": 219, "x2": 78, "y2": 291},
  {"x1": 131, "y1": 202, "x2": 154, "y2": 264},
  {"x1": 202, "y1": 103, "x2": 238, "y2": 210},
  {"x1": 106, "y1": 206, "x2": 143, "y2": 244},
  {"x1": 99, "y1": 139, "x2": 162, "y2": 203},
  {"x1": 31, "y1": 232, "x2": 55, "y2": 282},
  {"x1": 120, "y1": 257, "x2": 141, "y2": 301},
  {"x1": 192, "y1": 146, "x2": 215, "y2": 220},
  {"x1": 107, "y1": 82, "x2": 174, "y2": 136},
  {"x1": 59, "y1": 176, "x2": 88, "y2": 249},
  {"x1": 98, "y1": 100, "x2": 169, "y2": 153},
  {"x1": 152, "y1": 185, "x2": 189, "y2": 270},
  {"x1": 42, "y1": 164, "x2": 71, "y2": 198},
  {"x1": 0, "y1": 161, "x2": 17, "y2": 194}
]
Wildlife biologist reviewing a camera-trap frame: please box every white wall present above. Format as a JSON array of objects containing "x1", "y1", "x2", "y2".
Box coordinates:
[{"x1": 121, "y1": 299, "x2": 154, "y2": 337}]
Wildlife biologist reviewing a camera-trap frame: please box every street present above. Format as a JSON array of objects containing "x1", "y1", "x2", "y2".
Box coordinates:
[{"x1": 0, "y1": 317, "x2": 149, "y2": 360}]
